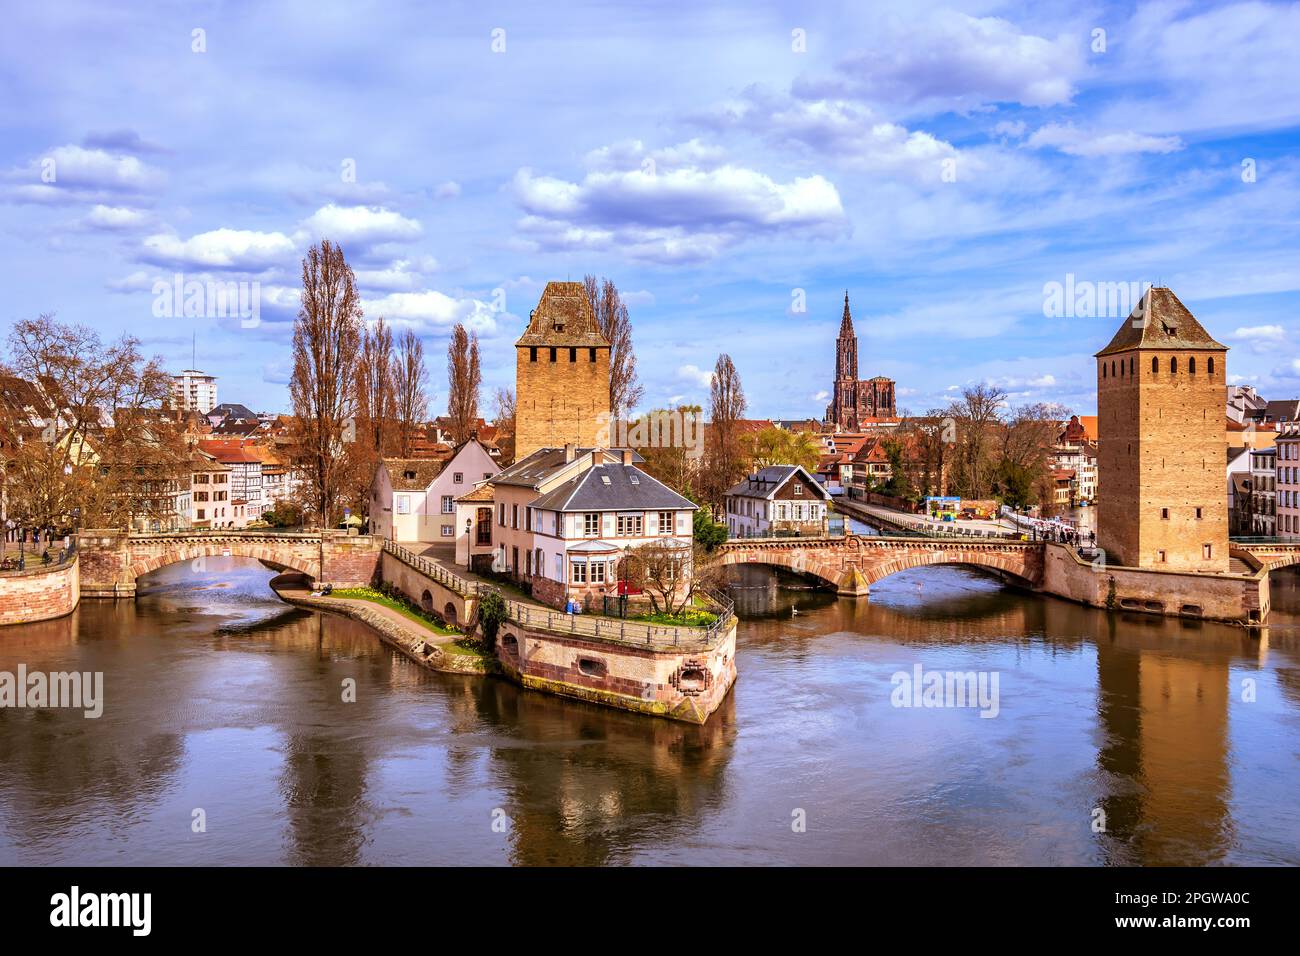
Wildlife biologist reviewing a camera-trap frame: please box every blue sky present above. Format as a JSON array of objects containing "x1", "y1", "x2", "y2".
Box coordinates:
[{"x1": 2, "y1": 0, "x2": 1298, "y2": 419}]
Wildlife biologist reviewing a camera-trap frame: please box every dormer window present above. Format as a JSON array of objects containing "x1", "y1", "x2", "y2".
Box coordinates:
[{"x1": 403, "y1": 470, "x2": 416, "y2": 480}]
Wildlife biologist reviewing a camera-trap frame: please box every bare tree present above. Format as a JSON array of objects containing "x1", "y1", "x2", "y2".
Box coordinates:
[
  {"x1": 392, "y1": 328, "x2": 429, "y2": 457},
  {"x1": 445, "y1": 323, "x2": 481, "y2": 445},
  {"x1": 946, "y1": 383, "x2": 1006, "y2": 499},
  {"x1": 583, "y1": 275, "x2": 644, "y2": 416},
  {"x1": 702, "y1": 353, "x2": 747, "y2": 505},
  {"x1": 492, "y1": 386, "x2": 516, "y2": 464},
  {"x1": 2, "y1": 314, "x2": 183, "y2": 532},
  {"x1": 355, "y1": 316, "x2": 395, "y2": 455},
  {"x1": 621, "y1": 540, "x2": 707, "y2": 617},
  {"x1": 288, "y1": 239, "x2": 363, "y2": 527}
]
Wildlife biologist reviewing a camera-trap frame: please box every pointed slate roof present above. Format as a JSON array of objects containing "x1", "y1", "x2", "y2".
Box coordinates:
[
  {"x1": 838, "y1": 291, "x2": 854, "y2": 338},
  {"x1": 1095, "y1": 287, "x2": 1227, "y2": 356},
  {"x1": 515, "y1": 281, "x2": 611, "y2": 348}
]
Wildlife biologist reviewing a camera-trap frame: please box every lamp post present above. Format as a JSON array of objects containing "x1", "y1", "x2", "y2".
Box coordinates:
[{"x1": 464, "y1": 517, "x2": 472, "y2": 569}]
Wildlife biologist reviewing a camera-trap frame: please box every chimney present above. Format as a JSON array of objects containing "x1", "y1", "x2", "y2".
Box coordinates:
[
  {"x1": 564, "y1": 443, "x2": 575, "y2": 463},
  {"x1": 621, "y1": 448, "x2": 634, "y2": 465}
]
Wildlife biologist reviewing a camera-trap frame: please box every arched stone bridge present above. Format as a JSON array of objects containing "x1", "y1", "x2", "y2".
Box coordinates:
[
  {"x1": 76, "y1": 528, "x2": 383, "y2": 598},
  {"x1": 717, "y1": 535, "x2": 1045, "y2": 595}
]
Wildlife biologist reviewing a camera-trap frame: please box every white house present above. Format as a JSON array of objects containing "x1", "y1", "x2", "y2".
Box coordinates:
[
  {"x1": 370, "y1": 438, "x2": 500, "y2": 542},
  {"x1": 478, "y1": 445, "x2": 697, "y2": 609},
  {"x1": 723, "y1": 465, "x2": 832, "y2": 538}
]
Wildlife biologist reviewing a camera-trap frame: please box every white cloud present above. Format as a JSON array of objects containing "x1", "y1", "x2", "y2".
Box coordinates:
[
  {"x1": 355, "y1": 256, "x2": 439, "y2": 291},
  {"x1": 1233, "y1": 324, "x2": 1285, "y2": 341},
  {"x1": 295, "y1": 203, "x2": 422, "y2": 246},
  {"x1": 1025, "y1": 123, "x2": 1184, "y2": 157},
  {"x1": 511, "y1": 159, "x2": 846, "y2": 263},
  {"x1": 4, "y1": 145, "x2": 162, "y2": 202},
  {"x1": 677, "y1": 363, "x2": 714, "y2": 388},
  {"x1": 83, "y1": 204, "x2": 147, "y2": 230},
  {"x1": 798, "y1": 13, "x2": 1084, "y2": 114},
  {"x1": 434, "y1": 181, "x2": 461, "y2": 199},
  {"x1": 812, "y1": 389, "x2": 830, "y2": 401},
  {"x1": 361, "y1": 289, "x2": 499, "y2": 335},
  {"x1": 140, "y1": 228, "x2": 296, "y2": 269}
]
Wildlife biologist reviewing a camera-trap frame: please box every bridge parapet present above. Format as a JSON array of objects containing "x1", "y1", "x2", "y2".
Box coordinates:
[{"x1": 76, "y1": 528, "x2": 383, "y2": 597}]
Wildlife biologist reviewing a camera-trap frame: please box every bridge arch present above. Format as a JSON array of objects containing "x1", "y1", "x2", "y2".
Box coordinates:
[
  {"x1": 126, "y1": 541, "x2": 320, "y2": 586},
  {"x1": 717, "y1": 536, "x2": 1042, "y2": 596}
]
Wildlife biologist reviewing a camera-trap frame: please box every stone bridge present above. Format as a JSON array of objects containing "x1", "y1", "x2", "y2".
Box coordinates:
[
  {"x1": 76, "y1": 528, "x2": 383, "y2": 598},
  {"x1": 717, "y1": 535, "x2": 1045, "y2": 595}
]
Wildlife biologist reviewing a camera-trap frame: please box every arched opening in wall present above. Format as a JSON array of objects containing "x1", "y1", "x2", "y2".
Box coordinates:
[
  {"x1": 677, "y1": 667, "x2": 707, "y2": 693},
  {"x1": 443, "y1": 603, "x2": 457, "y2": 625},
  {"x1": 421, "y1": 589, "x2": 433, "y2": 612},
  {"x1": 501, "y1": 633, "x2": 518, "y2": 653},
  {"x1": 577, "y1": 657, "x2": 607, "y2": 677}
]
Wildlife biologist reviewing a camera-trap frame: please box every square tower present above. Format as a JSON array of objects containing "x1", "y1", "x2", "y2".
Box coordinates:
[
  {"x1": 515, "y1": 281, "x2": 611, "y2": 460},
  {"x1": 1096, "y1": 287, "x2": 1228, "y2": 571}
]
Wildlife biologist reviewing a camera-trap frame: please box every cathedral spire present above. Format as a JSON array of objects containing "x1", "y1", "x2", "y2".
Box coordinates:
[{"x1": 839, "y1": 290, "x2": 854, "y2": 338}]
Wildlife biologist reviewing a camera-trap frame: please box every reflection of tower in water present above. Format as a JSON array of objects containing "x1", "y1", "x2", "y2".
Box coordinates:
[{"x1": 1094, "y1": 620, "x2": 1232, "y2": 865}]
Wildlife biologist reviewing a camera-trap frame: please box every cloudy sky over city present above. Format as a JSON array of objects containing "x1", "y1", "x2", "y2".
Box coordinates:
[{"x1": 3, "y1": 0, "x2": 1299, "y2": 418}]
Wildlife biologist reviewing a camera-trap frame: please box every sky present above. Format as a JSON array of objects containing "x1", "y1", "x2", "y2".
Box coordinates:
[{"x1": 2, "y1": 0, "x2": 1299, "y2": 420}]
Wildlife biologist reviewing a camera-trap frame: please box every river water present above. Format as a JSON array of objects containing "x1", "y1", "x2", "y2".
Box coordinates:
[{"x1": 1, "y1": 540, "x2": 1298, "y2": 866}]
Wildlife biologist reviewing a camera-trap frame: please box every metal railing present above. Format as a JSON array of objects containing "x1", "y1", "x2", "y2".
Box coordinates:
[{"x1": 381, "y1": 539, "x2": 733, "y2": 650}]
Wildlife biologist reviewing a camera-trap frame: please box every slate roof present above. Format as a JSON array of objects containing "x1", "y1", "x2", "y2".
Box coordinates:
[
  {"x1": 515, "y1": 281, "x2": 611, "y2": 348},
  {"x1": 724, "y1": 465, "x2": 833, "y2": 501},
  {"x1": 1264, "y1": 399, "x2": 1300, "y2": 423},
  {"x1": 528, "y1": 463, "x2": 696, "y2": 513},
  {"x1": 1095, "y1": 287, "x2": 1227, "y2": 356},
  {"x1": 493, "y1": 447, "x2": 645, "y2": 488}
]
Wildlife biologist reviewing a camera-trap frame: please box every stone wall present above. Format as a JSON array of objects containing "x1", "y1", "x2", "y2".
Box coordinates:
[
  {"x1": 514, "y1": 345, "x2": 610, "y2": 460},
  {"x1": 0, "y1": 558, "x2": 80, "y2": 626},
  {"x1": 1040, "y1": 542, "x2": 1262, "y2": 623},
  {"x1": 380, "y1": 550, "x2": 475, "y2": 627},
  {"x1": 497, "y1": 618, "x2": 736, "y2": 724},
  {"x1": 1097, "y1": 348, "x2": 1228, "y2": 572}
]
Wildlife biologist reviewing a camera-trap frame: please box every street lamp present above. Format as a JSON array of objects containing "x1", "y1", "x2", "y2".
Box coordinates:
[{"x1": 464, "y1": 517, "x2": 472, "y2": 569}]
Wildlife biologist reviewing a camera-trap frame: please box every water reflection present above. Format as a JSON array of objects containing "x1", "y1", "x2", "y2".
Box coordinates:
[{"x1": 0, "y1": 556, "x2": 1295, "y2": 866}]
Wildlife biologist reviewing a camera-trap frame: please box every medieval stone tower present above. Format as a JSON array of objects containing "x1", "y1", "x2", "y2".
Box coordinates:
[
  {"x1": 1096, "y1": 287, "x2": 1228, "y2": 572},
  {"x1": 514, "y1": 281, "x2": 611, "y2": 460}
]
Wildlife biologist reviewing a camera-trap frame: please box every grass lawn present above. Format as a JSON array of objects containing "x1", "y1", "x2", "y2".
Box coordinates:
[
  {"x1": 629, "y1": 607, "x2": 719, "y2": 628},
  {"x1": 330, "y1": 587, "x2": 461, "y2": 637}
]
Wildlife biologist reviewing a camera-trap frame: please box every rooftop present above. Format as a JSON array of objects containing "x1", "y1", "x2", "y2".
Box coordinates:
[{"x1": 1096, "y1": 287, "x2": 1227, "y2": 356}]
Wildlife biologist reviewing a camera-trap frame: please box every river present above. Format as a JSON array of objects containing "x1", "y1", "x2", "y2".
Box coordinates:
[{"x1": 1, "y1": 537, "x2": 1297, "y2": 865}]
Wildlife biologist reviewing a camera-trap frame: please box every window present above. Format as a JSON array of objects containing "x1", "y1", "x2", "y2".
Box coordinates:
[
  {"x1": 794, "y1": 483, "x2": 803, "y2": 495},
  {"x1": 197, "y1": 509, "x2": 205, "y2": 520},
  {"x1": 1208, "y1": 357, "x2": 1215, "y2": 374},
  {"x1": 658, "y1": 511, "x2": 673, "y2": 534},
  {"x1": 1202, "y1": 544, "x2": 1213, "y2": 560},
  {"x1": 1152, "y1": 357, "x2": 1158, "y2": 373},
  {"x1": 396, "y1": 494, "x2": 410, "y2": 514},
  {"x1": 1195, "y1": 507, "x2": 1202, "y2": 519},
  {"x1": 591, "y1": 561, "x2": 606, "y2": 584},
  {"x1": 1161, "y1": 507, "x2": 1169, "y2": 519},
  {"x1": 583, "y1": 512, "x2": 599, "y2": 536},
  {"x1": 793, "y1": 504, "x2": 804, "y2": 521},
  {"x1": 1130, "y1": 356, "x2": 1134, "y2": 375},
  {"x1": 549, "y1": 347, "x2": 557, "y2": 362},
  {"x1": 499, "y1": 503, "x2": 506, "y2": 526},
  {"x1": 530, "y1": 347, "x2": 537, "y2": 362},
  {"x1": 617, "y1": 514, "x2": 643, "y2": 536},
  {"x1": 555, "y1": 554, "x2": 563, "y2": 579},
  {"x1": 1102, "y1": 363, "x2": 1107, "y2": 379},
  {"x1": 569, "y1": 347, "x2": 577, "y2": 362},
  {"x1": 526, "y1": 506, "x2": 534, "y2": 531},
  {"x1": 453, "y1": 472, "x2": 463, "y2": 484},
  {"x1": 1157, "y1": 550, "x2": 1167, "y2": 563},
  {"x1": 588, "y1": 347, "x2": 596, "y2": 362},
  {"x1": 512, "y1": 504, "x2": 519, "y2": 528},
  {"x1": 1171, "y1": 357, "x2": 1178, "y2": 373},
  {"x1": 442, "y1": 495, "x2": 454, "y2": 514},
  {"x1": 441, "y1": 524, "x2": 454, "y2": 537},
  {"x1": 526, "y1": 549, "x2": 532, "y2": 576},
  {"x1": 571, "y1": 560, "x2": 587, "y2": 584},
  {"x1": 1189, "y1": 357, "x2": 1196, "y2": 374},
  {"x1": 484, "y1": 472, "x2": 493, "y2": 480}
]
